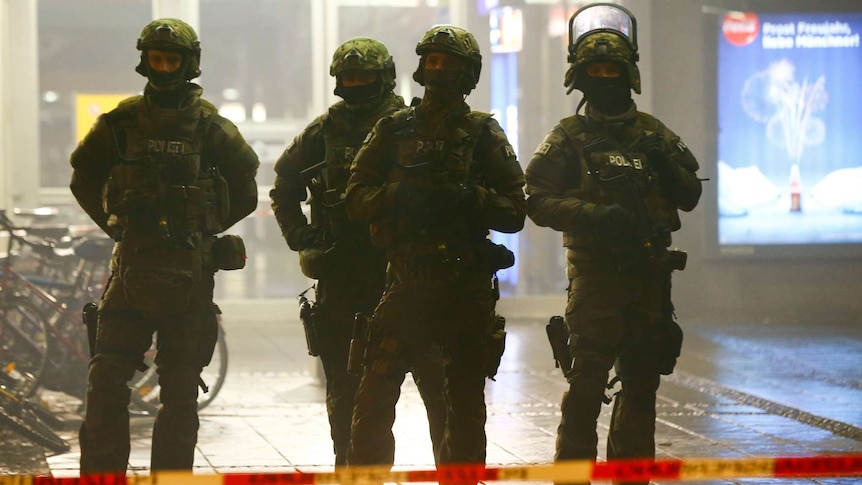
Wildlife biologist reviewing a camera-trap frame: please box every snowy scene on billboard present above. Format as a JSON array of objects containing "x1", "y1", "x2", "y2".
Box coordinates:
[{"x1": 717, "y1": 11, "x2": 862, "y2": 246}]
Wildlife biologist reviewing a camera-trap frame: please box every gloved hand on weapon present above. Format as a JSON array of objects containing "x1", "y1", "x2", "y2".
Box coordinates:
[
  {"x1": 633, "y1": 134, "x2": 671, "y2": 174},
  {"x1": 291, "y1": 225, "x2": 327, "y2": 251},
  {"x1": 389, "y1": 179, "x2": 428, "y2": 216},
  {"x1": 425, "y1": 182, "x2": 478, "y2": 214},
  {"x1": 588, "y1": 203, "x2": 636, "y2": 244}
]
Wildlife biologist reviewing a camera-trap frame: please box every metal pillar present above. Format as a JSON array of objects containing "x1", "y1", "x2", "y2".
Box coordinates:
[
  {"x1": 0, "y1": 1, "x2": 7, "y2": 210},
  {"x1": 152, "y1": 0, "x2": 199, "y2": 32},
  {"x1": 310, "y1": 0, "x2": 339, "y2": 119},
  {"x1": 0, "y1": 0, "x2": 39, "y2": 211},
  {"x1": 449, "y1": 0, "x2": 468, "y2": 28}
]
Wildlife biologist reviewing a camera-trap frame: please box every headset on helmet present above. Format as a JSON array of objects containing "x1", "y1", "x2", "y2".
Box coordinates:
[
  {"x1": 135, "y1": 18, "x2": 201, "y2": 81},
  {"x1": 564, "y1": 3, "x2": 641, "y2": 95},
  {"x1": 330, "y1": 37, "x2": 397, "y2": 98},
  {"x1": 413, "y1": 25, "x2": 482, "y2": 95}
]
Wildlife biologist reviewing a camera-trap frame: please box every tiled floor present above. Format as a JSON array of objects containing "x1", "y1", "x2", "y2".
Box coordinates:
[{"x1": 3, "y1": 302, "x2": 861, "y2": 484}]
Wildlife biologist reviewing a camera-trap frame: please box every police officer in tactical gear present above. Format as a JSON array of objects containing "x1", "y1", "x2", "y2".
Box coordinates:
[
  {"x1": 70, "y1": 18, "x2": 259, "y2": 474},
  {"x1": 270, "y1": 37, "x2": 447, "y2": 467},
  {"x1": 525, "y1": 4, "x2": 701, "y2": 484},
  {"x1": 344, "y1": 25, "x2": 526, "y2": 480}
]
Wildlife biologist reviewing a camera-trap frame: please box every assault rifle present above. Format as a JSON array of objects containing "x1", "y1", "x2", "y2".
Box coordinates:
[
  {"x1": 582, "y1": 137, "x2": 685, "y2": 375},
  {"x1": 299, "y1": 160, "x2": 353, "y2": 241},
  {"x1": 582, "y1": 137, "x2": 686, "y2": 272}
]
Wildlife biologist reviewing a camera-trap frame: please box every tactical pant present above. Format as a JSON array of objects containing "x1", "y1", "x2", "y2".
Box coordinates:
[
  {"x1": 556, "y1": 258, "x2": 666, "y2": 485},
  {"x1": 79, "y1": 273, "x2": 218, "y2": 474},
  {"x1": 347, "y1": 272, "x2": 494, "y2": 485},
  {"x1": 314, "y1": 274, "x2": 447, "y2": 467}
]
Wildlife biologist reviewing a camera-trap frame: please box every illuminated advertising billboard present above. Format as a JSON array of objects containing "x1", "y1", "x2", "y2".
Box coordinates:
[{"x1": 717, "y1": 11, "x2": 862, "y2": 247}]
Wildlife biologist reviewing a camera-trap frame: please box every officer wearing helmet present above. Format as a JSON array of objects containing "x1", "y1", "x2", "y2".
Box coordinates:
[
  {"x1": 269, "y1": 37, "x2": 446, "y2": 467},
  {"x1": 524, "y1": 4, "x2": 701, "y2": 483},
  {"x1": 70, "y1": 18, "x2": 259, "y2": 473},
  {"x1": 344, "y1": 26, "x2": 526, "y2": 475}
]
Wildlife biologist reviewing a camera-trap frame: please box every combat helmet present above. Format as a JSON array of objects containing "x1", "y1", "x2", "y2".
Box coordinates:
[
  {"x1": 564, "y1": 3, "x2": 640, "y2": 95},
  {"x1": 135, "y1": 18, "x2": 202, "y2": 82},
  {"x1": 413, "y1": 25, "x2": 482, "y2": 95},
  {"x1": 330, "y1": 37, "x2": 396, "y2": 102}
]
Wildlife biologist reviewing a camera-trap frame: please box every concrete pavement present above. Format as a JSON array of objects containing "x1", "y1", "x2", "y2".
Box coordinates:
[{"x1": 1, "y1": 298, "x2": 860, "y2": 484}]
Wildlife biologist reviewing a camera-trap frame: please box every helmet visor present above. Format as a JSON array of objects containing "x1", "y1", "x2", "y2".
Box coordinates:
[{"x1": 570, "y1": 4, "x2": 636, "y2": 50}]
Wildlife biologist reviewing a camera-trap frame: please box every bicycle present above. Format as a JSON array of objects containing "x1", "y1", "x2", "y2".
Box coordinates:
[
  {"x1": 0, "y1": 370, "x2": 70, "y2": 453},
  {"x1": 0, "y1": 210, "x2": 110, "y2": 401},
  {"x1": 0, "y1": 209, "x2": 229, "y2": 417}
]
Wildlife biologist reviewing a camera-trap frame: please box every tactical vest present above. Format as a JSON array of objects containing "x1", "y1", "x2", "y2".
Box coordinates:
[
  {"x1": 312, "y1": 100, "x2": 401, "y2": 241},
  {"x1": 372, "y1": 107, "x2": 492, "y2": 246},
  {"x1": 102, "y1": 97, "x2": 229, "y2": 245},
  {"x1": 559, "y1": 114, "x2": 681, "y2": 251},
  {"x1": 101, "y1": 96, "x2": 230, "y2": 313}
]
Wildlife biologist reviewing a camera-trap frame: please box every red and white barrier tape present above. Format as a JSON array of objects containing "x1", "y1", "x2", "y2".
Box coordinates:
[{"x1": 5, "y1": 454, "x2": 860, "y2": 484}]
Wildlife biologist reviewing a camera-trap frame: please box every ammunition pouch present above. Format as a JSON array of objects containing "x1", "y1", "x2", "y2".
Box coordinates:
[
  {"x1": 482, "y1": 314, "x2": 507, "y2": 380},
  {"x1": 475, "y1": 239, "x2": 515, "y2": 273},
  {"x1": 658, "y1": 249, "x2": 687, "y2": 272},
  {"x1": 212, "y1": 235, "x2": 247, "y2": 270},
  {"x1": 201, "y1": 170, "x2": 230, "y2": 234}
]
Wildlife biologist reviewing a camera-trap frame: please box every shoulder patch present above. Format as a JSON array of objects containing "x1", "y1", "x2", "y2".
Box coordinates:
[
  {"x1": 675, "y1": 140, "x2": 688, "y2": 153},
  {"x1": 535, "y1": 142, "x2": 552, "y2": 156}
]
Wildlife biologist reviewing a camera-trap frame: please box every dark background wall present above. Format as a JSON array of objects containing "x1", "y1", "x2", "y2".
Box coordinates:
[{"x1": 651, "y1": 0, "x2": 862, "y2": 325}]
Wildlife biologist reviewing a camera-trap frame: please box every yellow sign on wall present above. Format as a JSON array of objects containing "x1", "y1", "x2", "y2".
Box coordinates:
[{"x1": 75, "y1": 93, "x2": 131, "y2": 142}]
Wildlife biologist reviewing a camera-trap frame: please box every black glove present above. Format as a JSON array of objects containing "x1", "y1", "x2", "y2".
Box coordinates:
[
  {"x1": 293, "y1": 225, "x2": 327, "y2": 250},
  {"x1": 589, "y1": 204, "x2": 636, "y2": 243},
  {"x1": 425, "y1": 182, "x2": 477, "y2": 215},
  {"x1": 633, "y1": 134, "x2": 671, "y2": 172}
]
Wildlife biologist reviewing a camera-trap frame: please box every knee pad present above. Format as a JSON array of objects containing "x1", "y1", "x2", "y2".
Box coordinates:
[
  {"x1": 90, "y1": 352, "x2": 139, "y2": 384},
  {"x1": 157, "y1": 366, "x2": 201, "y2": 404}
]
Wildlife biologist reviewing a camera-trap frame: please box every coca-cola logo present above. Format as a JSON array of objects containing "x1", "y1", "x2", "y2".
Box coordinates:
[{"x1": 722, "y1": 12, "x2": 760, "y2": 46}]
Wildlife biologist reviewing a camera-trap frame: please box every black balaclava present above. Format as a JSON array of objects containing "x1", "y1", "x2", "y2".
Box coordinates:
[
  {"x1": 581, "y1": 71, "x2": 632, "y2": 115},
  {"x1": 421, "y1": 59, "x2": 464, "y2": 109},
  {"x1": 338, "y1": 77, "x2": 385, "y2": 107},
  {"x1": 145, "y1": 50, "x2": 189, "y2": 91}
]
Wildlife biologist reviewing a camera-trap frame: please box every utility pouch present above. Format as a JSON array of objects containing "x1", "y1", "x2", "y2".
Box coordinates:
[
  {"x1": 483, "y1": 314, "x2": 507, "y2": 380},
  {"x1": 120, "y1": 241, "x2": 201, "y2": 315},
  {"x1": 347, "y1": 313, "x2": 370, "y2": 375},
  {"x1": 476, "y1": 239, "x2": 515, "y2": 273},
  {"x1": 124, "y1": 267, "x2": 196, "y2": 314},
  {"x1": 298, "y1": 290, "x2": 319, "y2": 357},
  {"x1": 212, "y1": 235, "x2": 247, "y2": 270},
  {"x1": 82, "y1": 302, "x2": 99, "y2": 358},
  {"x1": 665, "y1": 249, "x2": 687, "y2": 271}
]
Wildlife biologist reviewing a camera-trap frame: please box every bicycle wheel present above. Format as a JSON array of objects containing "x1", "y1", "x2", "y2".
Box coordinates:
[
  {"x1": 5, "y1": 295, "x2": 88, "y2": 400},
  {"x1": 0, "y1": 297, "x2": 50, "y2": 397},
  {"x1": 129, "y1": 320, "x2": 228, "y2": 415},
  {"x1": 0, "y1": 387, "x2": 70, "y2": 453}
]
